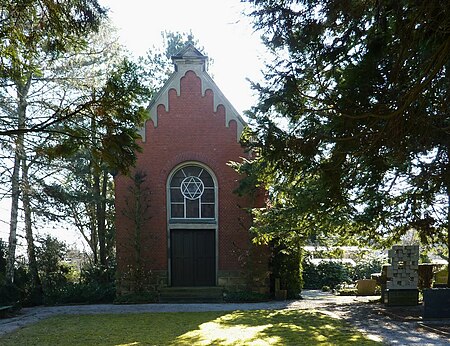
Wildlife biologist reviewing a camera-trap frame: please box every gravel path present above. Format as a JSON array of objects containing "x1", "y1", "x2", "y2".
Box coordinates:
[{"x1": 1, "y1": 290, "x2": 449, "y2": 345}]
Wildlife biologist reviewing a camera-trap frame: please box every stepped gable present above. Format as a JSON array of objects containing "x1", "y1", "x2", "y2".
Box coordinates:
[{"x1": 139, "y1": 43, "x2": 246, "y2": 142}]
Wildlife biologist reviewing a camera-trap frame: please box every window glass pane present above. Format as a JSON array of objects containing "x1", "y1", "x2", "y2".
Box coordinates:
[
  {"x1": 186, "y1": 198, "x2": 200, "y2": 218},
  {"x1": 170, "y1": 188, "x2": 183, "y2": 202},
  {"x1": 200, "y1": 171, "x2": 214, "y2": 187},
  {"x1": 201, "y1": 204, "x2": 215, "y2": 218},
  {"x1": 170, "y1": 170, "x2": 185, "y2": 187},
  {"x1": 182, "y1": 166, "x2": 202, "y2": 177},
  {"x1": 171, "y1": 204, "x2": 184, "y2": 218},
  {"x1": 170, "y1": 165, "x2": 216, "y2": 220},
  {"x1": 202, "y1": 188, "x2": 214, "y2": 203}
]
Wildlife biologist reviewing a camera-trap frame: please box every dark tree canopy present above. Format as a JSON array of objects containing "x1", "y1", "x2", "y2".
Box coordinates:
[
  {"x1": 0, "y1": 0, "x2": 106, "y2": 77},
  {"x1": 239, "y1": 0, "x2": 450, "y2": 276},
  {"x1": 0, "y1": 1, "x2": 150, "y2": 285},
  {"x1": 43, "y1": 58, "x2": 150, "y2": 174},
  {"x1": 0, "y1": 0, "x2": 107, "y2": 136}
]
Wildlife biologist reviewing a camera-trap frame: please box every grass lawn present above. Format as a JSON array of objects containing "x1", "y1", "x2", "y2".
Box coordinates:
[{"x1": 0, "y1": 309, "x2": 381, "y2": 345}]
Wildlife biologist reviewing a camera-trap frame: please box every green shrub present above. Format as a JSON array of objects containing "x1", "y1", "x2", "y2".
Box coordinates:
[
  {"x1": 80, "y1": 262, "x2": 116, "y2": 286},
  {"x1": 0, "y1": 238, "x2": 119, "y2": 307},
  {"x1": 44, "y1": 262, "x2": 118, "y2": 305},
  {"x1": 352, "y1": 257, "x2": 383, "y2": 280},
  {"x1": 302, "y1": 260, "x2": 353, "y2": 289},
  {"x1": 10, "y1": 264, "x2": 37, "y2": 307},
  {"x1": 37, "y1": 236, "x2": 69, "y2": 292},
  {"x1": 271, "y1": 243, "x2": 303, "y2": 299},
  {"x1": 56, "y1": 282, "x2": 116, "y2": 304},
  {"x1": 223, "y1": 291, "x2": 270, "y2": 303},
  {"x1": 0, "y1": 283, "x2": 20, "y2": 306},
  {"x1": 114, "y1": 291, "x2": 158, "y2": 304},
  {"x1": 338, "y1": 288, "x2": 358, "y2": 296}
]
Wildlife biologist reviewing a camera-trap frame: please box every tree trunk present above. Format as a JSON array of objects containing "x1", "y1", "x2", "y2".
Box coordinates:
[
  {"x1": 447, "y1": 185, "x2": 450, "y2": 288},
  {"x1": 6, "y1": 142, "x2": 21, "y2": 284},
  {"x1": 96, "y1": 170, "x2": 107, "y2": 267},
  {"x1": 22, "y1": 155, "x2": 43, "y2": 297},
  {"x1": 5, "y1": 77, "x2": 31, "y2": 284},
  {"x1": 446, "y1": 145, "x2": 450, "y2": 288},
  {"x1": 92, "y1": 168, "x2": 107, "y2": 267},
  {"x1": 86, "y1": 196, "x2": 98, "y2": 264},
  {"x1": 88, "y1": 115, "x2": 99, "y2": 265}
]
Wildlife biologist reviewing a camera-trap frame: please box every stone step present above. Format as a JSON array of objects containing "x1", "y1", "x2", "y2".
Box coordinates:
[{"x1": 159, "y1": 287, "x2": 224, "y2": 303}]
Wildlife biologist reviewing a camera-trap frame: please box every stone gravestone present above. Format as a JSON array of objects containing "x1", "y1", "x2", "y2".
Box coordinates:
[
  {"x1": 384, "y1": 245, "x2": 419, "y2": 306},
  {"x1": 423, "y1": 288, "x2": 450, "y2": 318}
]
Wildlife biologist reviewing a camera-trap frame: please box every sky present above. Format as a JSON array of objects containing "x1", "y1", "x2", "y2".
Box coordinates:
[
  {"x1": 0, "y1": 0, "x2": 269, "y2": 251},
  {"x1": 100, "y1": 0, "x2": 268, "y2": 115}
]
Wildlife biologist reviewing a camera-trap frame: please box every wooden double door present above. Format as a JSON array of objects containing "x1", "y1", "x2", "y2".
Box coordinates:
[{"x1": 170, "y1": 229, "x2": 216, "y2": 286}]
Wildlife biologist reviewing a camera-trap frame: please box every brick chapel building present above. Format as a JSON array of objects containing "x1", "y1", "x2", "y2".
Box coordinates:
[{"x1": 115, "y1": 44, "x2": 268, "y2": 297}]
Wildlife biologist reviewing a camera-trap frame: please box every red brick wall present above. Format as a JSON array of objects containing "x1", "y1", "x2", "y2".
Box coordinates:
[{"x1": 115, "y1": 70, "x2": 258, "y2": 279}]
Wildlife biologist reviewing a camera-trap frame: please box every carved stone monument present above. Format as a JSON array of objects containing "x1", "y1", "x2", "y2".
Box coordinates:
[{"x1": 384, "y1": 245, "x2": 419, "y2": 306}]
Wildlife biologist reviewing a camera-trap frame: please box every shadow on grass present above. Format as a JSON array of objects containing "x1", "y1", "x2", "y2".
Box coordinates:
[
  {"x1": 0, "y1": 312, "x2": 223, "y2": 346},
  {"x1": 0, "y1": 309, "x2": 380, "y2": 346},
  {"x1": 172, "y1": 309, "x2": 380, "y2": 345}
]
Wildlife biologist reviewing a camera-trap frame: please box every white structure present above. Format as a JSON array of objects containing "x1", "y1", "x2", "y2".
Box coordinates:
[{"x1": 386, "y1": 245, "x2": 419, "y2": 289}]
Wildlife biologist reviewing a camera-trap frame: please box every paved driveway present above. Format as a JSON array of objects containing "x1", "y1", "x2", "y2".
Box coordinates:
[
  {"x1": 299, "y1": 291, "x2": 449, "y2": 345},
  {"x1": 1, "y1": 290, "x2": 449, "y2": 345}
]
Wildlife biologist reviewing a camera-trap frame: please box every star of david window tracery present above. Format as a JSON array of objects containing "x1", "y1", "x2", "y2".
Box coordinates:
[
  {"x1": 181, "y1": 176, "x2": 204, "y2": 200},
  {"x1": 169, "y1": 165, "x2": 215, "y2": 220}
]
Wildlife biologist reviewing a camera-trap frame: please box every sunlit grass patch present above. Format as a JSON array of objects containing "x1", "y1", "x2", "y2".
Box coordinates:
[{"x1": 0, "y1": 309, "x2": 380, "y2": 345}]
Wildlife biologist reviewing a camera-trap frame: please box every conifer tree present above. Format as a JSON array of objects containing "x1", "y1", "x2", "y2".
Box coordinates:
[{"x1": 241, "y1": 0, "x2": 450, "y2": 285}]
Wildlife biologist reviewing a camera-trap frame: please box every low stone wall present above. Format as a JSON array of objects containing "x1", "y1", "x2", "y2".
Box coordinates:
[
  {"x1": 117, "y1": 268, "x2": 270, "y2": 295},
  {"x1": 218, "y1": 270, "x2": 269, "y2": 294}
]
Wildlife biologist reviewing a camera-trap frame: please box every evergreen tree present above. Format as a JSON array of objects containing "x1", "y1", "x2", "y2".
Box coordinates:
[
  {"x1": 37, "y1": 26, "x2": 150, "y2": 268},
  {"x1": 240, "y1": 0, "x2": 450, "y2": 285},
  {"x1": 0, "y1": 0, "x2": 106, "y2": 284},
  {"x1": 0, "y1": 1, "x2": 148, "y2": 285}
]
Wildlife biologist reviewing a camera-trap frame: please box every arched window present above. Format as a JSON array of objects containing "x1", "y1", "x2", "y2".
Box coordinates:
[{"x1": 169, "y1": 164, "x2": 216, "y2": 220}]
